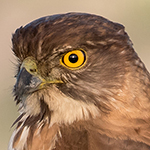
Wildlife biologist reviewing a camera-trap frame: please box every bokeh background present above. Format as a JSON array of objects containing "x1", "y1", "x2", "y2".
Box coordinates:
[{"x1": 0, "y1": 0, "x2": 150, "y2": 149}]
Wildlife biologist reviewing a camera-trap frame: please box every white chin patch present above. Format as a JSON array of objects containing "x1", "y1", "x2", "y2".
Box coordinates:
[
  {"x1": 43, "y1": 87, "x2": 100, "y2": 125},
  {"x1": 19, "y1": 86, "x2": 100, "y2": 125}
]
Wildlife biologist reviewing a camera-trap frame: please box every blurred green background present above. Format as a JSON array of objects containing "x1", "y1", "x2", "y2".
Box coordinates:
[{"x1": 0, "y1": 0, "x2": 150, "y2": 149}]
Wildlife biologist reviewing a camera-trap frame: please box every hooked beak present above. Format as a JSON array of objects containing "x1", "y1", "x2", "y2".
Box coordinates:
[
  {"x1": 13, "y1": 57, "x2": 63, "y2": 102},
  {"x1": 14, "y1": 66, "x2": 63, "y2": 102},
  {"x1": 14, "y1": 67, "x2": 42, "y2": 101}
]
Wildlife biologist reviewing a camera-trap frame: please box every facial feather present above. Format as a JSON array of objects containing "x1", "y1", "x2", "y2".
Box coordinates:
[{"x1": 9, "y1": 12, "x2": 150, "y2": 150}]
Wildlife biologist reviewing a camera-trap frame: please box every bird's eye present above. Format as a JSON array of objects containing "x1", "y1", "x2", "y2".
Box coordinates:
[{"x1": 60, "y1": 50, "x2": 86, "y2": 69}]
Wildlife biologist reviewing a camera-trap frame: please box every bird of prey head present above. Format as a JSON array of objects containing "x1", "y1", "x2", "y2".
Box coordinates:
[{"x1": 9, "y1": 13, "x2": 150, "y2": 150}]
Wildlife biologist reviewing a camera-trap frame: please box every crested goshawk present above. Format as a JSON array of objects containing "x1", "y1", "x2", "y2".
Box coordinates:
[{"x1": 8, "y1": 13, "x2": 150, "y2": 150}]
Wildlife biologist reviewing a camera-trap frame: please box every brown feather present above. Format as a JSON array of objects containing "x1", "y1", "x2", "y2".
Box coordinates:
[{"x1": 9, "y1": 12, "x2": 150, "y2": 150}]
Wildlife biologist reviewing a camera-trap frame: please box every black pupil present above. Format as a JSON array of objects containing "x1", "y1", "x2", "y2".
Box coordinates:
[{"x1": 69, "y1": 54, "x2": 78, "y2": 63}]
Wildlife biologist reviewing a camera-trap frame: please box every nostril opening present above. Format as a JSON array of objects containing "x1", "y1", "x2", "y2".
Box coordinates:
[{"x1": 30, "y1": 68, "x2": 37, "y2": 72}]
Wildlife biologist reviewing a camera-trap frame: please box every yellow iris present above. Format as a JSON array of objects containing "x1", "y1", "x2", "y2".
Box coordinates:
[{"x1": 60, "y1": 50, "x2": 87, "y2": 69}]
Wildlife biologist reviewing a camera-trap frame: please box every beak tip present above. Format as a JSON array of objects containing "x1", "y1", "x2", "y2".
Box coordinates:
[{"x1": 14, "y1": 67, "x2": 42, "y2": 96}]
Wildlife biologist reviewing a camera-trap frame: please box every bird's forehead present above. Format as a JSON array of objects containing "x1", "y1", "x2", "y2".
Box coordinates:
[
  {"x1": 25, "y1": 12, "x2": 123, "y2": 30},
  {"x1": 24, "y1": 13, "x2": 124, "y2": 40},
  {"x1": 12, "y1": 13, "x2": 125, "y2": 61}
]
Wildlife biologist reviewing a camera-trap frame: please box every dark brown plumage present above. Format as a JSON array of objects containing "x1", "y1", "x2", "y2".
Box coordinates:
[{"x1": 9, "y1": 13, "x2": 150, "y2": 150}]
